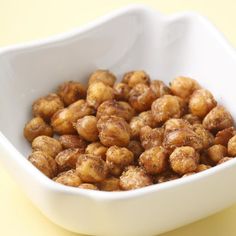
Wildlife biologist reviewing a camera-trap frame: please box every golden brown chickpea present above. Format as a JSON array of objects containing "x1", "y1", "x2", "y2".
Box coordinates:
[
  {"x1": 53, "y1": 169, "x2": 82, "y2": 187},
  {"x1": 217, "y1": 157, "x2": 234, "y2": 165},
  {"x1": 79, "y1": 183, "x2": 98, "y2": 190},
  {"x1": 88, "y1": 69, "x2": 116, "y2": 87},
  {"x1": 196, "y1": 164, "x2": 211, "y2": 172},
  {"x1": 228, "y1": 135, "x2": 236, "y2": 156},
  {"x1": 59, "y1": 135, "x2": 87, "y2": 150},
  {"x1": 140, "y1": 126, "x2": 164, "y2": 150},
  {"x1": 151, "y1": 95, "x2": 183, "y2": 124},
  {"x1": 28, "y1": 151, "x2": 57, "y2": 178},
  {"x1": 113, "y1": 82, "x2": 130, "y2": 101},
  {"x1": 97, "y1": 115, "x2": 131, "y2": 147},
  {"x1": 150, "y1": 80, "x2": 171, "y2": 98},
  {"x1": 98, "y1": 177, "x2": 120, "y2": 191},
  {"x1": 97, "y1": 100, "x2": 135, "y2": 122},
  {"x1": 129, "y1": 84, "x2": 156, "y2": 112},
  {"x1": 169, "y1": 146, "x2": 199, "y2": 175},
  {"x1": 76, "y1": 154, "x2": 108, "y2": 183},
  {"x1": 122, "y1": 71, "x2": 150, "y2": 87},
  {"x1": 215, "y1": 127, "x2": 236, "y2": 146},
  {"x1": 163, "y1": 128, "x2": 203, "y2": 152},
  {"x1": 57, "y1": 81, "x2": 86, "y2": 106},
  {"x1": 106, "y1": 160, "x2": 123, "y2": 176},
  {"x1": 75, "y1": 115, "x2": 98, "y2": 142},
  {"x1": 193, "y1": 124, "x2": 214, "y2": 149},
  {"x1": 127, "y1": 140, "x2": 144, "y2": 160},
  {"x1": 170, "y1": 76, "x2": 200, "y2": 99},
  {"x1": 86, "y1": 81, "x2": 114, "y2": 108},
  {"x1": 139, "y1": 146, "x2": 168, "y2": 174},
  {"x1": 24, "y1": 117, "x2": 53, "y2": 142},
  {"x1": 203, "y1": 106, "x2": 233, "y2": 132},
  {"x1": 189, "y1": 89, "x2": 217, "y2": 118},
  {"x1": 182, "y1": 114, "x2": 201, "y2": 125},
  {"x1": 32, "y1": 93, "x2": 64, "y2": 121},
  {"x1": 207, "y1": 144, "x2": 227, "y2": 164},
  {"x1": 164, "y1": 118, "x2": 191, "y2": 134},
  {"x1": 130, "y1": 111, "x2": 157, "y2": 138},
  {"x1": 32, "y1": 136, "x2": 62, "y2": 158},
  {"x1": 85, "y1": 142, "x2": 108, "y2": 160},
  {"x1": 55, "y1": 148, "x2": 82, "y2": 171},
  {"x1": 120, "y1": 166, "x2": 152, "y2": 190},
  {"x1": 106, "y1": 146, "x2": 134, "y2": 168}
]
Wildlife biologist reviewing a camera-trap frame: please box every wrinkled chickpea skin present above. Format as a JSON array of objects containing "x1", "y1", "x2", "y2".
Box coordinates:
[
  {"x1": 53, "y1": 169, "x2": 81, "y2": 187},
  {"x1": 85, "y1": 142, "x2": 107, "y2": 160},
  {"x1": 113, "y1": 82, "x2": 130, "y2": 101},
  {"x1": 88, "y1": 69, "x2": 116, "y2": 87},
  {"x1": 59, "y1": 135, "x2": 87, "y2": 150},
  {"x1": 122, "y1": 71, "x2": 150, "y2": 87}
]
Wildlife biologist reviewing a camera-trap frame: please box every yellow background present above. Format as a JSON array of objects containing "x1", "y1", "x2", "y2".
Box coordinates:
[{"x1": 1, "y1": 0, "x2": 236, "y2": 235}]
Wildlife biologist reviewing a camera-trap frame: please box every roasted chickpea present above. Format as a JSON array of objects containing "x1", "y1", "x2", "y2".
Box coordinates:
[
  {"x1": 96, "y1": 100, "x2": 135, "y2": 122},
  {"x1": 106, "y1": 160, "x2": 123, "y2": 176},
  {"x1": 122, "y1": 71, "x2": 150, "y2": 87},
  {"x1": 163, "y1": 128, "x2": 203, "y2": 152},
  {"x1": 153, "y1": 170, "x2": 179, "y2": 184},
  {"x1": 151, "y1": 95, "x2": 183, "y2": 124},
  {"x1": 169, "y1": 146, "x2": 199, "y2": 175},
  {"x1": 85, "y1": 142, "x2": 108, "y2": 160},
  {"x1": 57, "y1": 81, "x2": 86, "y2": 106},
  {"x1": 106, "y1": 146, "x2": 134, "y2": 168},
  {"x1": 170, "y1": 76, "x2": 200, "y2": 99},
  {"x1": 79, "y1": 183, "x2": 98, "y2": 190},
  {"x1": 53, "y1": 169, "x2": 82, "y2": 187},
  {"x1": 196, "y1": 164, "x2": 211, "y2": 172},
  {"x1": 113, "y1": 82, "x2": 130, "y2": 101},
  {"x1": 193, "y1": 124, "x2": 214, "y2": 149},
  {"x1": 215, "y1": 127, "x2": 236, "y2": 146},
  {"x1": 32, "y1": 136, "x2": 62, "y2": 158},
  {"x1": 129, "y1": 84, "x2": 156, "y2": 112},
  {"x1": 88, "y1": 69, "x2": 116, "y2": 87},
  {"x1": 75, "y1": 115, "x2": 98, "y2": 142},
  {"x1": 139, "y1": 146, "x2": 168, "y2": 174},
  {"x1": 32, "y1": 93, "x2": 64, "y2": 121},
  {"x1": 28, "y1": 151, "x2": 57, "y2": 178},
  {"x1": 189, "y1": 89, "x2": 217, "y2": 118},
  {"x1": 164, "y1": 118, "x2": 191, "y2": 134},
  {"x1": 120, "y1": 166, "x2": 152, "y2": 190},
  {"x1": 76, "y1": 154, "x2": 108, "y2": 183},
  {"x1": 59, "y1": 135, "x2": 87, "y2": 150},
  {"x1": 203, "y1": 106, "x2": 233, "y2": 132},
  {"x1": 217, "y1": 157, "x2": 234, "y2": 165},
  {"x1": 127, "y1": 140, "x2": 144, "y2": 160},
  {"x1": 150, "y1": 80, "x2": 171, "y2": 98},
  {"x1": 97, "y1": 115, "x2": 131, "y2": 147},
  {"x1": 140, "y1": 126, "x2": 164, "y2": 150},
  {"x1": 228, "y1": 135, "x2": 236, "y2": 156},
  {"x1": 182, "y1": 172, "x2": 196, "y2": 177},
  {"x1": 182, "y1": 114, "x2": 201, "y2": 125},
  {"x1": 98, "y1": 177, "x2": 120, "y2": 191},
  {"x1": 130, "y1": 111, "x2": 156, "y2": 138},
  {"x1": 24, "y1": 117, "x2": 53, "y2": 142},
  {"x1": 55, "y1": 148, "x2": 82, "y2": 171},
  {"x1": 207, "y1": 144, "x2": 227, "y2": 164},
  {"x1": 86, "y1": 81, "x2": 114, "y2": 108}
]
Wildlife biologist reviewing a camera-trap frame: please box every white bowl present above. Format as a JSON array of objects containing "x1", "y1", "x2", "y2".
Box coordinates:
[{"x1": 1, "y1": 5, "x2": 236, "y2": 236}]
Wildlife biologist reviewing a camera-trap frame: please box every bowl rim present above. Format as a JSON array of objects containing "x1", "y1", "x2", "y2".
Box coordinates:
[{"x1": 1, "y1": 4, "x2": 236, "y2": 201}]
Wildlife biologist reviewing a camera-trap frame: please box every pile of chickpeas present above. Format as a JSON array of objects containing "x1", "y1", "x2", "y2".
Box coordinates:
[{"x1": 24, "y1": 70, "x2": 236, "y2": 191}]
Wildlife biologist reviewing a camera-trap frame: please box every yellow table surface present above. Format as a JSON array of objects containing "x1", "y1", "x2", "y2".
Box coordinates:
[{"x1": 1, "y1": 0, "x2": 236, "y2": 235}]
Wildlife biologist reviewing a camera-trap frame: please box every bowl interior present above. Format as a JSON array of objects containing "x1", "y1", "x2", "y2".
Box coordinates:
[{"x1": 0, "y1": 7, "x2": 236, "y2": 157}]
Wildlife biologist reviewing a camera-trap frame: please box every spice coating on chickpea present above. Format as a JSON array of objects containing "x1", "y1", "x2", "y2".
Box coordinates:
[
  {"x1": 32, "y1": 136, "x2": 62, "y2": 158},
  {"x1": 76, "y1": 154, "x2": 108, "y2": 183},
  {"x1": 170, "y1": 76, "x2": 200, "y2": 99},
  {"x1": 151, "y1": 95, "x2": 183, "y2": 124},
  {"x1": 122, "y1": 71, "x2": 150, "y2": 87},
  {"x1": 127, "y1": 140, "x2": 144, "y2": 160},
  {"x1": 88, "y1": 69, "x2": 116, "y2": 87},
  {"x1": 24, "y1": 117, "x2": 53, "y2": 142},
  {"x1": 207, "y1": 144, "x2": 227, "y2": 164},
  {"x1": 97, "y1": 115, "x2": 131, "y2": 147},
  {"x1": 120, "y1": 166, "x2": 152, "y2": 190},
  {"x1": 53, "y1": 169, "x2": 82, "y2": 187},
  {"x1": 85, "y1": 142, "x2": 108, "y2": 160},
  {"x1": 98, "y1": 177, "x2": 120, "y2": 191},
  {"x1": 113, "y1": 82, "x2": 130, "y2": 101},
  {"x1": 169, "y1": 146, "x2": 199, "y2": 175},
  {"x1": 57, "y1": 81, "x2": 86, "y2": 106},
  {"x1": 182, "y1": 114, "x2": 201, "y2": 125},
  {"x1": 150, "y1": 80, "x2": 171, "y2": 98},
  {"x1": 215, "y1": 127, "x2": 236, "y2": 146},
  {"x1": 75, "y1": 115, "x2": 98, "y2": 142},
  {"x1": 28, "y1": 151, "x2": 57, "y2": 178},
  {"x1": 139, "y1": 146, "x2": 168, "y2": 174},
  {"x1": 129, "y1": 84, "x2": 156, "y2": 112},
  {"x1": 79, "y1": 183, "x2": 99, "y2": 190},
  {"x1": 164, "y1": 118, "x2": 191, "y2": 134},
  {"x1": 228, "y1": 135, "x2": 236, "y2": 157},
  {"x1": 96, "y1": 100, "x2": 135, "y2": 122},
  {"x1": 106, "y1": 160, "x2": 123, "y2": 177},
  {"x1": 32, "y1": 93, "x2": 64, "y2": 121},
  {"x1": 59, "y1": 135, "x2": 87, "y2": 150}
]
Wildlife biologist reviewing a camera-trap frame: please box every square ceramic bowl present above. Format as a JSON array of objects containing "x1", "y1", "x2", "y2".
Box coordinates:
[{"x1": 1, "y1": 5, "x2": 236, "y2": 236}]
